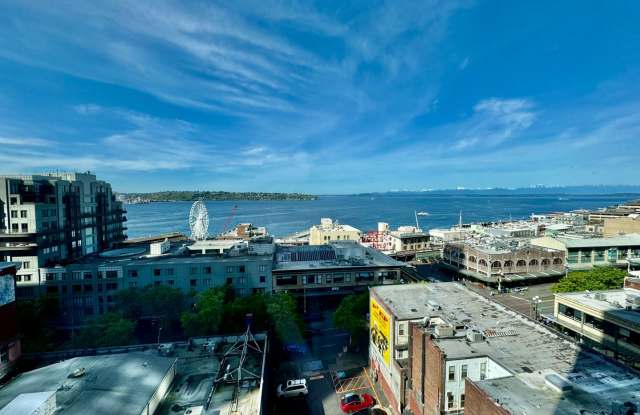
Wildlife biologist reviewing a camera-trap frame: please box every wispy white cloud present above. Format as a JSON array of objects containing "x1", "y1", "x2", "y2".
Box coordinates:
[{"x1": 0, "y1": 136, "x2": 53, "y2": 146}]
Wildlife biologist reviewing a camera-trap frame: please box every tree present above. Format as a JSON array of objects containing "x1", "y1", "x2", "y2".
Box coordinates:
[
  {"x1": 72, "y1": 313, "x2": 135, "y2": 348},
  {"x1": 15, "y1": 296, "x2": 60, "y2": 352},
  {"x1": 220, "y1": 292, "x2": 269, "y2": 333},
  {"x1": 552, "y1": 267, "x2": 627, "y2": 293},
  {"x1": 333, "y1": 292, "x2": 369, "y2": 342},
  {"x1": 180, "y1": 287, "x2": 226, "y2": 336},
  {"x1": 266, "y1": 292, "x2": 303, "y2": 344}
]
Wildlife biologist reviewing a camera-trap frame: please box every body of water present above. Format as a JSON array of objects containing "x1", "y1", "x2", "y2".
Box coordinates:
[{"x1": 123, "y1": 193, "x2": 638, "y2": 239}]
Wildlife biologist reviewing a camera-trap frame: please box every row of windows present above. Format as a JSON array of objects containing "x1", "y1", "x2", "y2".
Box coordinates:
[
  {"x1": 10, "y1": 223, "x2": 29, "y2": 233},
  {"x1": 447, "y1": 362, "x2": 487, "y2": 382},
  {"x1": 446, "y1": 392, "x2": 465, "y2": 410},
  {"x1": 276, "y1": 271, "x2": 396, "y2": 286},
  {"x1": 9, "y1": 210, "x2": 28, "y2": 218}
]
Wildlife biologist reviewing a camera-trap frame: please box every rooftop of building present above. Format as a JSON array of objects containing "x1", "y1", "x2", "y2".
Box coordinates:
[
  {"x1": 0, "y1": 352, "x2": 176, "y2": 415},
  {"x1": 310, "y1": 218, "x2": 361, "y2": 233},
  {"x1": 157, "y1": 333, "x2": 267, "y2": 415},
  {"x1": 447, "y1": 236, "x2": 561, "y2": 256},
  {"x1": 554, "y1": 287, "x2": 640, "y2": 325},
  {"x1": 371, "y1": 283, "x2": 640, "y2": 414},
  {"x1": 46, "y1": 240, "x2": 273, "y2": 269},
  {"x1": 273, "y1": 241, "x2": 405, "y2": 271},
  {"x1": 555, "y1": 233, "x2": 640, "y2": 248}
]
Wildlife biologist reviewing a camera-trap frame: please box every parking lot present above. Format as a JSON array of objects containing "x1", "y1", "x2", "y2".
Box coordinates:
[{"x1": 274, "y1": 366, "x2": 385, "y2": 415}]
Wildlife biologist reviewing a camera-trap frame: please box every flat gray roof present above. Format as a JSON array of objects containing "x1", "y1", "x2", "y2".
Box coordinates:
[
  {"x1": 371, "y1": 283, "x2": 640, "y2": 414},
  {"x1": 0, "y1": 352, "x2": 176, "y2": 415},
  {"x1": 558, "y1": 233, "x2": 640, "y2": 248},
  {"x1": 555, "y1": 289, "x2": 640, "y2": 325},
  {"x1": 274, "y1": 243, "x2": 405, "y2": 271}
]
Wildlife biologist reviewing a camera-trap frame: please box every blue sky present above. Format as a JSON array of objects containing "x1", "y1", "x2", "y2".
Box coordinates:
[{"x1": 0, "y1": 1, "x2": 639, "y2": 193}]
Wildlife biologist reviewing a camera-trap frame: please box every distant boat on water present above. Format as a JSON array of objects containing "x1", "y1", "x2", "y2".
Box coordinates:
[{"x1": 416, "y1": 211, "x2": 430, "y2": 216}]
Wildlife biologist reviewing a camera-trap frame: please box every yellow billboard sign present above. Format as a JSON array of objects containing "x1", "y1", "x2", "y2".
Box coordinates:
[{"x1": 370, "y1": 297, "x2": 391, "y2": 366}]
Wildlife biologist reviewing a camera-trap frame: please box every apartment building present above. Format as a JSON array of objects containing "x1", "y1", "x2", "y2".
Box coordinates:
[
  {"x1": 0, "y1": 172, "x2": 126, "y2": 296},
  {"x1": 0, "y1": 262, "x2": 21, "y2": 381},
  {"x1": 553, "y1": 277, "x2": 640, "y2": 368},
  {"x1": 531, "y1": 234, "x2": 640, "y2": 270},
  {"x1": 309, "y1": 218, "x2": 362, "y2": 245},
  {"x1": 370, "y1": 283, "x2": 640, "y2": 415},
  {"x1": 39, "y1": 241, "x2": 273, "y2": 327}
]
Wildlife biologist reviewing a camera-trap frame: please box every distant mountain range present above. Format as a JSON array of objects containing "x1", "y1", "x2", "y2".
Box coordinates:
[
  {"x1": 358, "y1": 185, "x2": 640, "y2": 196},
  {"x1": 118, "y1": 191, "x2": 317, "y2": 203}
]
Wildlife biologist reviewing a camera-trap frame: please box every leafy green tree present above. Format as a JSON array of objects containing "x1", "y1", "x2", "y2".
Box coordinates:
[
  {"x1": 220, "y1": 292, "x2": 269, "y2": 333},
  {"x1": 72, "y1": 313, "x2": 135, "y2": 348},
  {"x1": 333, "y1": 292, "x2": 369, "y2": 342},
  {"x1": 266, "y1": 292, "x2": 303, "y2": 343},
  {"x1": 180, "y1": 287, "x2": 226, "y2": 336},
  {"x1": 552, "y1": 267, "x2": 627, "y2": 293}
]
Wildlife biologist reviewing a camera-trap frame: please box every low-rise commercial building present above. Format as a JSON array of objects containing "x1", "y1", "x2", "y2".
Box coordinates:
[
  {"x1": 531, "y1": 233, "x2": 640, "y2": 270},
  {"x1": 553, "y1": 276, "x2": 640, "y2": 368},
  {"x1": 0, "y1": 351, "x2": 176, "y2": 415},
  {"x1": 603, "y1": 214, "x2": 640, "y2": 237},
  {"x1": 370, "y1": 283, "x2": 640, "y2": 415},
  {"x1": 272, "y1": 241, "x2": 408, "y2": 296},
  {"x1": 309, "y1": 218, "x2": 362, "y2": 245},
  {"x1": 442, "y1": 239, "x2": 565, "y2": 285},
  {"x1": 0, "y1": 262, "x2": 21, "y2": 381}
]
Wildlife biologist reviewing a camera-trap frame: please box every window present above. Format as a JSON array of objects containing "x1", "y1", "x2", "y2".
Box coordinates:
[
  {"x1": 22, "y1": 261, "x2": 30, "y2": 269},
  {"x1": 153, "y1": 269, "x2": 161, "y2": 276},
  {"x1": 461, "y1": 364, "x2": 468, "y2": 379},
  {"x1": 105, "y1": 271, "x2": 117, "y2": 279},
  {"x1": 260, "y1": 275, "x2": 266, "y2": 283},
  {"x1": 447, "y1": 392, "x2": 454, "y2": 409},
  {"x1": 226, "y1": 266, "x2": 234, "y2": 273},
  {"x1": 227, "y1": 277, "x2": 233, "y2": 284},
  {"x1": 239, "y1": 277, "x2": 246, "y2": 285},
  {"x1": 10, "y1": 197, "x2": 17, "y2": 205},
  {"x1": 239, "y1": 265, "x2": 245, "y2": 273},
  {"x1": 204, "y1": 266, "x2": 212, "y2": 274},
  {"x1": 259, "y1": 265, "x2": 267, "y2": 272},
  {"x1": 84, "y1": 271, "x2": 93, "y2": 280},
  {"x1": 190, "y1": 267, "x2": 198, "y2": 275},
  {"x1": 15, "y1": 275, "x2": 22, "y2": 282},
  {"x1": 11, "y1": 224, "x2": 18, "y2": 232},
  {"x1": 480, "y1": 362, "x2": 487, "y2": 380},
  {"x1": 10, "y1": 210, "x2": 17, "y2": 218},
  {"x1": 448, "y1": 365, "x2": 455, "y2": 381},
  {"x1": 20, "y1": 210, "x2": 27, "y2": 218},
  {"x1": 585, "y1": 313, "x2": 604, "y2": 331},
  {"x1": 46, "y1": 273, "x2": 55, "y2": 281},
  {"x1": 72, "y1": 271, "x2": 82, "y2": 281},
  {"x1": 460, "y1": 394, "x2": 465, "y2": 408},
  {"x1": 399, "y1": 326, "x2": 405, "y2": 336},
  {"x1": 203, "y1": 278, "x2": 211, "y2": 286},
  {"x1": 21, "y1": 223, "x2": 28, "y2": 233},
  {"x1": 128, "y1": 270, "x2": 138, "y2": 277},
  {"x1": 190, "y1": 279, "x2": 197, "y2": 287},
  {"x1": 167, "y1": 280, "x2": 174, "y2": 286},
  {"x1": 166, "y1": 268, "x2": 174, "y2": 276},
  {"x1": 558, "y1": 303, "x2": 582, "y2": 321}
]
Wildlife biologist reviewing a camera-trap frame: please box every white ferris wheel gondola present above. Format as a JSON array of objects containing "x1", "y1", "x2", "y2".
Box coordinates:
[{"x1": 189, "y1": 200, "x2": 209, "y2": 240}]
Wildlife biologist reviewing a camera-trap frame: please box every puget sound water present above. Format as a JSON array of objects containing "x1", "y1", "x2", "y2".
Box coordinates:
[{"x1": 123, "y1": 193, "x2": 637, "y2": 239}]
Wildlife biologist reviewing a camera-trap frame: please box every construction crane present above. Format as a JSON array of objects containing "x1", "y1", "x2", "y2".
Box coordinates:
[{"x1": 221, "y1": 204, "x2": 238, "y2": 234}]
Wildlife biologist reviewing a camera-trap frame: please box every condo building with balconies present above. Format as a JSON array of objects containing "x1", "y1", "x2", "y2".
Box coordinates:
[{"x1": 0, "y1": 172, "x2": 127, "y2": 297}]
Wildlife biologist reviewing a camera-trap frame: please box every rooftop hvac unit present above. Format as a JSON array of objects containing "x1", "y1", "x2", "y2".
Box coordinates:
[
  {"x1": 427, "y1": 300, "x2": 441, "y2": 311},
  {"x1": 466, "y1": 330, "x2": 484, "y2": 343},
  {"x1": 625, "y1": 294, "x2": 640, "y2": 309},
  {"x1": 434, "y1": 325, "x2": 454, "y2": 338},
  {"x1": 594, "y1": 292, "x2": 606, "y2": 301}
]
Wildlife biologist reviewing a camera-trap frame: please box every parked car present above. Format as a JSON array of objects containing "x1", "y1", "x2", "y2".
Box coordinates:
[
  {"x1": 340, "y1": 393, "x2": 375, "y2": 413},
  {"x1": 276, "y1": 379, "x2": 308, "y2": 398}
]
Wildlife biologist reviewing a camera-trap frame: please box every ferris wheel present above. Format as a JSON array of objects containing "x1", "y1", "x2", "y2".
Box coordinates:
[{"x1": 189, "y1": 200, "x2": 209, "y2": 240}]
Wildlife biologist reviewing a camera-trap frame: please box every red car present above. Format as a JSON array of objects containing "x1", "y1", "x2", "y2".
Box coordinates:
[{"x1": 340, "y1": 393, "x2": 375, "y2": 413}]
